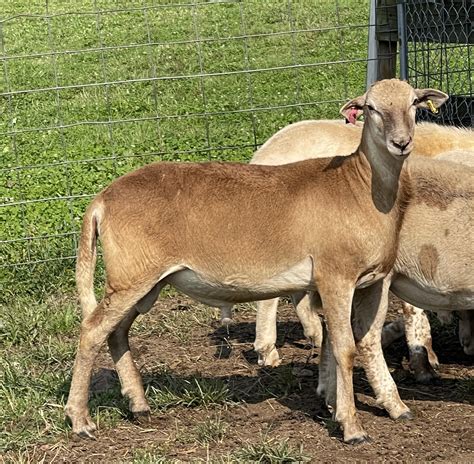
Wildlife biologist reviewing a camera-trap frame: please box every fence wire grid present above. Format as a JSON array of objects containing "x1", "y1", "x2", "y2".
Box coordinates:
[
  {"x1": 1, "y1": 0, "x2": 372, "y2": 277},
  {"x1": 1, "y1": 0, "x2": 471, "y2": 287},
  {"x1": 403, "y1": 0, "x2": 472, "y2": 126}
]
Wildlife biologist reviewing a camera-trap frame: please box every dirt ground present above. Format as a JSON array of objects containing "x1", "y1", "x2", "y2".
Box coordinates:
[{"x1": 37, "y1": 295, "x2": 474, "y2": 462}]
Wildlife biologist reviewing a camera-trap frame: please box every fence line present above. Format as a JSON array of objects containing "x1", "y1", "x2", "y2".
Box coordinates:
[
  {"x1": 1, "y1": 0, "x2": 372, "y2": 273},
  {"x1": 0, "y1": 26, "x2": 371, "y2": 63},
  {"x1": 0, "y1": 58, "x2": 375, "y2": 98},
  {"x1": 401, "y1": 0, "x2": 472, "y2": 126}
]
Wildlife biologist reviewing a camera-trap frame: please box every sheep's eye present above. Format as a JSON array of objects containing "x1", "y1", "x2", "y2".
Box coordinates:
[
  {"x1": 366, "y1": 104, "x2": 376, "y2": 112},
  {"x1": 412, "y1": 98, "x2": 419, "y2": 106}
]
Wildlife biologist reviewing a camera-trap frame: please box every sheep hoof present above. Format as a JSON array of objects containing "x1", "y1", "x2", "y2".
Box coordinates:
[
  {"x1": 78, "y1": 428, "x2": 97, "y2": 440},
  {"x1": 345, "y1": 435, "x2": 371, "y2": 445},
  {"x1": 220, "y1": 317, "x2": 233, "y2": 326},
  {"x1": 427, "y1": 352, "x2": 440, "y2": 370},
  {"x1": 414, "y1": 369, "x2": 439, "y2": 384},
  {"x1": 66, "y1": 408, "x2": 97, "y2": 439},
  {"x1": 256, "y1": 346, "x2": 281, "y2": 367},
  {"x1": 397, "y1": 410, "x2": 414, "y2": 421},
  {"x1": 133, "y1": 410, "x2": 152, "y2": 423}
]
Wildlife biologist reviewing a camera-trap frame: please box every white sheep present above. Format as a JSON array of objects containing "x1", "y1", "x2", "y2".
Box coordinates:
[
  {"x1": 248, "y1": 120, "x2": 474, "y2": 383},
  {"x1": 318, "y1": 153, "x2": 473, "y2": 411}
]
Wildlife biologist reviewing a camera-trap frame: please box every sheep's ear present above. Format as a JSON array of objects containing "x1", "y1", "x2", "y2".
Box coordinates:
[
  {"x1": 340, "y1": 94, "x2": 366, "y2": 124},
  {"x1": 414, "y1": 88, "x2": 449, "y2": 112}
]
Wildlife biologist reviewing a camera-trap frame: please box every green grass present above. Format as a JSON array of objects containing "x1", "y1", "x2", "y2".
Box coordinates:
[
  {"x1": 0, "y1": 294, "x2": 78, "y2": 345},
  {"x1": 0, "y1": 296, "x2": 76, "y2": 451},
  {"x1": 140, "y1": 302, "x2": 220, "y2": 343},
  {"x1": 130, "y1": 436, "x2": 310, "y2": 464},
  {"x1": 146, "y1": 372, "x2": 233, "y2": 410},
  {"x1": 0, "y1": 0, "x2": 370, "y2": 456},
  {"x1": 193, "y1": 414, "x2": 229, "y2": 445},
  {"x1": 1, "y1": 0, "x2": 370, "y2": 297},
  {"x1": 232, "y1": 437, "x2": 311, "y2": 463},
  {"x1": 0, "y1": 294, "x2": 128, "y2": 451},
  {"x1": 132, "y1": 447, "x2": 176, "y2": 464},
  {"x1": 0, "y1": 292, "x2": 231, "y2": 452}
]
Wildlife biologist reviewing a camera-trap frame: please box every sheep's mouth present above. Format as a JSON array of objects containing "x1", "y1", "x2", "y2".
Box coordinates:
[{"x1": 387, "y1": 143, "x2": 413, "y2": 158}]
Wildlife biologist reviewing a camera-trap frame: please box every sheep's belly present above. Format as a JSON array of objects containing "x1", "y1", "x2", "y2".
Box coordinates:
[
  {"x1": 164, "y1": 257, "x2": 315, "y2": 307},
  {"x1": 391, "y1": 275, "x2": 474, "y2": 311}
]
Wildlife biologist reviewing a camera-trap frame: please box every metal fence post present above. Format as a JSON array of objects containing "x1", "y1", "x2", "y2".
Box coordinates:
[
  {"x1": 367, "y1": 0, "x2": 378, "y2": 88},
  {"x1": 366, "y1": 0, "x2": 399, "y2": 88},
  {"x1": 397, "y1": 0, "x2": 408, "y2": 81}
]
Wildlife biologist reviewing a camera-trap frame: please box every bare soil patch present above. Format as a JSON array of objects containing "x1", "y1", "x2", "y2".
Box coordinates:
[{"x1": 31, "y1": 295, "x2": 474, "y2": 462}]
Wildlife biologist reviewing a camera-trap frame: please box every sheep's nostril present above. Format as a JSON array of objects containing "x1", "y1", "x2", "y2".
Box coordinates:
[{"x1": 392, "y1": 137, "x2": 412, "y2": 151}]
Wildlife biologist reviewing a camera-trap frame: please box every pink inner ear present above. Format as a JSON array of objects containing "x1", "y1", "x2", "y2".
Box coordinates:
[{"x1": 347, "y1": 108, "x2": 358, "y2": 124}]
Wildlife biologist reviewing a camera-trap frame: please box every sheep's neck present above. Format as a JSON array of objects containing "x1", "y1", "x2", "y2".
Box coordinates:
[{"x1": 355, "y1": 138, "x2": 407, "y2": 214}]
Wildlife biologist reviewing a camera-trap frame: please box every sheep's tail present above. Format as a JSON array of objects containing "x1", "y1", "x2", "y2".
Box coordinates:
[{"x1": 76, "y1": 200, "x2": 101, "y2": 318}]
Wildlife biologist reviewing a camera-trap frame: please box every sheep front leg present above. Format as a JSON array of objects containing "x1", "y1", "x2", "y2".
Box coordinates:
[
  {"x1": 353, "y1": 278, "x2": 412, "y2": 420},
  {"x1": 254, "y1": 298, "x2": 281, "y2": 366},
  {"x1": 319, "y1": 280, "x2": 368, "y2": 444}
]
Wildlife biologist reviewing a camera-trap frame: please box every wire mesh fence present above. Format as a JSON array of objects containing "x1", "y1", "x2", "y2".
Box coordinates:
[
  {"x1": 1, "y1": 0, "x2": 372, "y2": 282},
  {"x1": 2, "y1": 0, "x2": 471, "y2": 293},
  {"x1": 401, "y1": 0, "x2": 472, "y2": 126}
]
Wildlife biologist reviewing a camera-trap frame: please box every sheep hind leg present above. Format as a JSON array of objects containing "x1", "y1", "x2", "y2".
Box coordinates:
[
  {"x1": 66, "y1": 283, "x2": 161, "y2": 438},
  {"x1": 219, "y1": 304, "x2": 234, "y2": 326},
  {"x1": 291, "y1": 292, "x2": 323, "y2": 348},
  {"x1": 254, "y1": 298, "x2": 281, "y2": 367},
  {"x1": 107, "y1": 282, "x2": 165, "y2": 420},
  {"x1": 316, "y1": 321, "x2": 331, "y2": 398},
  {"x1": 403, "y1": 303, "x2": 439, "y2": 383},
  {"x1": 317, "y1": 325, "x2": 337, "y2": 414}
]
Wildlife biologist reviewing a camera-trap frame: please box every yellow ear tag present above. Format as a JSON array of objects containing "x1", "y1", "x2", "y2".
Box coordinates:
[{"x1": 427, "y1": 99, "x2": 439, "y2": 114}]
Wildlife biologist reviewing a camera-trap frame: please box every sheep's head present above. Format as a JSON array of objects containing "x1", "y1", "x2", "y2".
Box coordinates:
[{"x1": 340, "y1": 79, "x2": 448, "y2": 159}]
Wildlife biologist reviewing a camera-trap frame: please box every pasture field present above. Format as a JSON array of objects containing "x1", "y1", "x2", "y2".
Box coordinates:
[
  {"x1": 0, "y1": 0, "x2": 369, "y2": 295},
  {"x1": 1, "y1": 295, "x2": 473, "y2": 462},
  {"x1": 0, "y1": 1, "x2": 473, "y2": 462}
]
